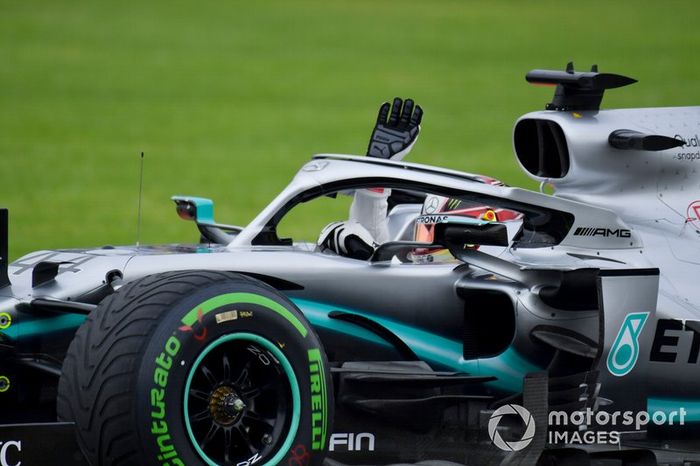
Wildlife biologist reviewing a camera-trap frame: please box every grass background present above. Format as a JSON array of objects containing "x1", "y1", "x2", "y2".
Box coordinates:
[{"x1": 1, "y1": 1, "x2": 699, "y2": 259}]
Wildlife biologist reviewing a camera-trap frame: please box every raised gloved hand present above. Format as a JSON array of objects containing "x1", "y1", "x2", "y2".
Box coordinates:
[
  {"x1": 318, "y1": 221, "x2": 378, "y2": 260},
  {"x1": 367, "y1": 97, "x2": 423, "y2": 160}
]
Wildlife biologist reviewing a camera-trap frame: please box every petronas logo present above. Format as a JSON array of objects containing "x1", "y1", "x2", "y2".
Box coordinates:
[{"x1": 607, "y1": 312, "x2": 649, "y2": 377}]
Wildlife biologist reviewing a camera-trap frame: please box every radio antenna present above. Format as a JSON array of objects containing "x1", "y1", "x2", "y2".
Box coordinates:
[{"x1": 136, "y1": 152, "x2": 145, "y2": 248}]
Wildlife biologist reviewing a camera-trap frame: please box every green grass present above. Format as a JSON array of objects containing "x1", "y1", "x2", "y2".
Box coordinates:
[{"x1": 1, "y1": 0, "x2": 699, "y2": 259}]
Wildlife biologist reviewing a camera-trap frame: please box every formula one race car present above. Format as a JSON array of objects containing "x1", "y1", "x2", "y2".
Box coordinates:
[{"x1": 1, "y1": 63, "x2": 700, "y2": 466}]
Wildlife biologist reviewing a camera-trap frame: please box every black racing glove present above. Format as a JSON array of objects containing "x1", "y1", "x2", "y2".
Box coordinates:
[{"x1": 367, "y1": 97, "x2": 423, "y2": 160}]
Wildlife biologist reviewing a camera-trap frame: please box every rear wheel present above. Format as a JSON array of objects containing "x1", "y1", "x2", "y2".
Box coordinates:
[{"x1": 58, "y1": 270, "x2": 332, "y2": 466}]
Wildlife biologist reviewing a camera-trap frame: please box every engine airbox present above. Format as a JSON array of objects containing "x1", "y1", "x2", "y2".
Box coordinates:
[{"x1": 514, "y1": 118, "x2": 570, "y2": 179}]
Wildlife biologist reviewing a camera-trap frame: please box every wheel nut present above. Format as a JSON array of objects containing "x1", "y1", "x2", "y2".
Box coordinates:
[{"x1": 233, "y1": 398, "x2": 246, "y2": 412}]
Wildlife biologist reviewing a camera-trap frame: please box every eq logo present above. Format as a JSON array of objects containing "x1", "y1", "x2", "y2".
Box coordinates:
[
  {"x1": 0, "y1": 441, "x2": 21, "y2": 466},
  {"x1": 687, "y1": 200, "x2": 700, "y2": 231},
  {"x1": 488, "y1": 404, "x2": 535, "y2": 452},
  {"x1": 607, "y1": 312, "x2": 649, "y2": 377}
]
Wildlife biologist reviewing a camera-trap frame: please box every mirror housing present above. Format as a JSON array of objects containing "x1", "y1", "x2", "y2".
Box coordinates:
[
  {"x1": 431, "y1": 215, "x2": 509, "y2": 248},
  {"x1": 171, "y1": 195, "x2": 243, "y2": 245},
  {"x1": 172, "y1": 196, "x2": 216, "y2": 224},
  {"x1": 433, "y1": 215, "x2": 509, "y2": 263},
  {"x1": 370, "y1": 215, "x2": 509, "y2": 263}
]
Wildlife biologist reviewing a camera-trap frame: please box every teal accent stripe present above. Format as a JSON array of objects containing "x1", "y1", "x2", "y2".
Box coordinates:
[
  {"x1": 648, "y1": 398, "x2": 700, "y2": 423},
  {"x1": 291, "y1": 298, "x2": 539, "y2": 393},
  {"x1": 293, "y1": 300, "x2": 390, "y2": 348},
  {"x1": 2, "y1": 314, "x2": 87, "y2": 340}
]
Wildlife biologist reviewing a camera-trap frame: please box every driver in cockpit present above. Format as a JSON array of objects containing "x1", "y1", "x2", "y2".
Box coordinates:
[
  {"x1": 317, "y1": 97, "x2": 422, "y2": 260},
  {"x1": 317, "y1": 98, "x2": 514, "y2": 261}
]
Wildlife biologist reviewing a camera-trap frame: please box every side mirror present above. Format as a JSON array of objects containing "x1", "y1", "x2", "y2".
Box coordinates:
[
  {"x1": 172, "y1": 196, "x2": 216, "y2": 224},
  {"x1": 370, "y1": 214, "x2": 508, "y2": 263},
  {"x1": 429, "y1": 214, "x2": 509, "y2": 248},
  {"x1": 171, "y1": 195, "x2": 242, "y2": 245}
]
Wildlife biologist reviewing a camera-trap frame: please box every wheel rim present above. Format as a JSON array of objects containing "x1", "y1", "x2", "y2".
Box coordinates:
[{"x1": 184, "y1": 332, "x2": 301, "y2": 466}]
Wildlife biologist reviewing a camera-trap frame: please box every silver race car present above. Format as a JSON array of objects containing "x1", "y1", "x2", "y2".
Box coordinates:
[{"x1": 0, "y1": 63, "x2": 698, "y2": 466}]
